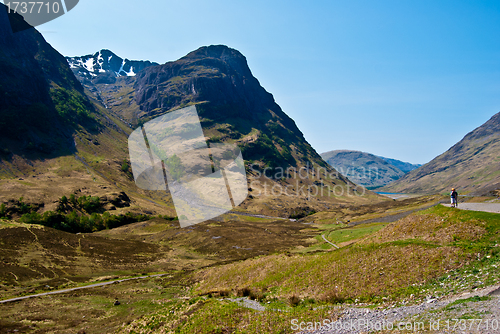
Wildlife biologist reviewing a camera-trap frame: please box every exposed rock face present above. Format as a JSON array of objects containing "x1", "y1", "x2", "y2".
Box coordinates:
[{"x1": 135, "y1": 46, "x2": 277, "y2": 122}]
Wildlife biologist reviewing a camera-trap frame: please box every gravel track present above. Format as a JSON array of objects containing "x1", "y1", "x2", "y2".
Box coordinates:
[{"x1": 299, "y1": 284, "x2": 500, "y2": 334}]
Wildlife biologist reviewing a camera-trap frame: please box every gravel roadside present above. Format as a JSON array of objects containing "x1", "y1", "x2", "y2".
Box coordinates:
[
  {"x1": 298, "y1": 284, "x2": 500, "y2": 334},
  {"x1": 443, "y1": 203, "x2": 500, "y2": 214}
]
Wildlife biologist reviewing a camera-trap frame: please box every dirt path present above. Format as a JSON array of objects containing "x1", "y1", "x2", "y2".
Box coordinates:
[
  {"x1": 322, "y1": 234, "x2": 340, "y2": 249},
  {"x1": 0, "y1": 274, "x2": 170, "y2": 304}
]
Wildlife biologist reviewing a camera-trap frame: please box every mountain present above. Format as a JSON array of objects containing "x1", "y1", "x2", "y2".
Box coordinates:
[
  {"x1": 133, "y1": 46, "x2": 320, "y2": 168},
  {"x1": 381, "y1": 111, "x2": 500, "y2": 195},
  {"x1": 65, "y1": 45, "x2": 384, "y2": 213},
  {"x1": 376, "y1": 156, "x2": 422, "y2": 174},
  {"x1": 0, "y1": 5, "x2": 97, "y2": 156},
  {"x1": 320, "y1": 150, "x2": 407, "y2": 188},
  {"x1": 0, "y1": 6, "x2": 178, "y2": 219}
]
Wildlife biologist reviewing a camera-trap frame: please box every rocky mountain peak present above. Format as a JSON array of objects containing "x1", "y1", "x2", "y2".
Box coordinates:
[
  {"x1": 181, "y1": 45, "x2": 253, "y2": 78},
  {"x1": 66, "y1": 50, "x2": 159, "y2": 83}
]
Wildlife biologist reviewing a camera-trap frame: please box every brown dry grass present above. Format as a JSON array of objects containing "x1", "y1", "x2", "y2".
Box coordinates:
[
  {"x1": 361, "y1": 213, "x2": 487, "y2": 245},
  {"x1": 194, "y1": 243, "x2": 465, "y2": 302}
]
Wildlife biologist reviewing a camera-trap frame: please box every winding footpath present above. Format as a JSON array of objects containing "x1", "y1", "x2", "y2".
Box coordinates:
[{"x1": 0, "y1": 274, "x2": 170, "y2": 304}]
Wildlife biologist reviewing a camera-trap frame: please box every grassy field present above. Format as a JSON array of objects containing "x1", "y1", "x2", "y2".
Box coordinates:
[
  {"x1": 192, "y1": 205, "x2": 500, "y2": 307},
  {"x1": 2, "y1": 201, "x2": 500, "y2": 333},
  {"x1": 324, "y1": 222, "x2": 388, "y2": 245}
]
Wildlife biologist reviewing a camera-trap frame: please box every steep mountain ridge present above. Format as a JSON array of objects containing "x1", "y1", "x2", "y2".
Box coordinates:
[
  {"x1": 382, "y1": 111, "x2": 500, "y2": 194},
  {"x1": 133, "y1": 45, "x2": 319, "y2": 169}
]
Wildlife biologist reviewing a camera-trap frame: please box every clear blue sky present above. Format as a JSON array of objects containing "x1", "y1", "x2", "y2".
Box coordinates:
[{"x1": 39, "y1": 0, "x2": 500, "y2": 164}]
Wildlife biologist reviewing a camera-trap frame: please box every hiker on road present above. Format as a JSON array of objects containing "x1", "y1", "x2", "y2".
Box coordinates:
[{"x1": 451, "y1": 188, "x2": 458, "y2": 208}]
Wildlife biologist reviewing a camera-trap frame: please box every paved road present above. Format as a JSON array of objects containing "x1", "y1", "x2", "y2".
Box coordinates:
[
  {"x1": 443, "y1": 202, "x2": 500, "y2": 213},
  {"x1": 0, "y1": 274, "x2": 170, "y2": 304}
]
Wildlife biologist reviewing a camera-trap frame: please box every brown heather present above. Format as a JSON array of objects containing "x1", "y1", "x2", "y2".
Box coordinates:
[
  {"x1": 361, "y1": 213, "x2": 487, "y2": 245},
  {"x1": 194, "y1": 243, "x2": 464, "y2": 302}
]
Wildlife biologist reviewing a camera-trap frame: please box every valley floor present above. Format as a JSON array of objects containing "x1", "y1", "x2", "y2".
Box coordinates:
[{"x1": 2, "y1": 195, "x2": 500, "y2": 333}]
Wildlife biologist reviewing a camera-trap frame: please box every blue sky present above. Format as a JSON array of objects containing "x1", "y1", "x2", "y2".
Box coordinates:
[{"x1": 39, "y1": 0, "x2": 500, "y2": 164}]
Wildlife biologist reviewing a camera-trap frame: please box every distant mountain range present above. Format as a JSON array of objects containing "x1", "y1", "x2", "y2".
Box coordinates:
[
  {"x1": 381, "y1": 111, "x2": 500, "y2": 195},
  {"x1": 320, "y1": 150, "x2": 421, "y2": 188}
]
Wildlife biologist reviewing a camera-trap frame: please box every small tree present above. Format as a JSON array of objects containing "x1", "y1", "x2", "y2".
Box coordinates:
[
  {"x1": 57, "y1": 196, "x2": 68, "y2": 212},
  {"x1": 0, "y1": 203, "x2": 7, "y2": 219},
  {"x1": 121, "y1": 160, "x2": 130, "y2": 173}
]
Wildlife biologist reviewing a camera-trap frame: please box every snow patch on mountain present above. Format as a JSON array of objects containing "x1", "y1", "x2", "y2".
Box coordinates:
[{"x1": 66, "y1": 50, "x2": 159, "y2": 80}]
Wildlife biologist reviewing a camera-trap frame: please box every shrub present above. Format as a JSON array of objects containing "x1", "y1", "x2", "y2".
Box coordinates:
[
  {"x1": 249, "y1": 289, "x2": 265, "y2": 301},
  {"x1": 289, "y1": 295, "x2": 301, "y2": 306},
  {"x1": 121, "y1": 160, "x2": 130, "y2": 173},
  {"x1": 19, "y1": 210, "x2": 150, "y2": 234},
  {"x1": 320, "y1": 290, "x2": 345, "y2": 304},
  {"x1": 236, "y1": 287, "x2": 252, "y2": 297},
  {"x1": 17, "y1": 197, "x2": 32, "y2": 214},
  {"x1": 69, "y1": 194, "x2": 77, "y2": 206}
]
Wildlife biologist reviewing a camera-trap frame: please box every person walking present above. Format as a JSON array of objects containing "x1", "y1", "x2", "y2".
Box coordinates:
[{"x1": 450, "y1": 188, "x2": 458, "y2": 208}]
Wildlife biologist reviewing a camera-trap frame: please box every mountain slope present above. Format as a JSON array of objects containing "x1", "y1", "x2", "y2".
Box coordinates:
[
  {"x1": 134, "y1": 45, "x2": 322, "y2": 169},
  {"x1": 0, "y1": 7, "x2": 179, "y2": 219},
  {"x1": 321, "y1": 150, "x2": 406, "y2": 188},
  {"x1": 0, "y1": 5, "x2": 98, "y2": 156},
  {"x1": 382, "y1": 111, "x2": 500, "y2": 194},
  {"x1": 376, "y1": 156, "x2": 421, "y2": 174}
]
